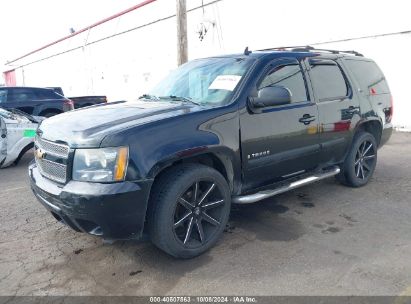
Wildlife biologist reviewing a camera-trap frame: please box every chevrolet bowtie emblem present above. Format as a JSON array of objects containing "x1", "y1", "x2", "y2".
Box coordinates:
[{"x1": 35, "y1": 148, "x2": 46, "y2": 159}]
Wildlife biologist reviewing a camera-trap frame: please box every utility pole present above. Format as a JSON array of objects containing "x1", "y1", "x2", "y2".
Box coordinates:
[{"x1": 176, "y1": 0, "x2": 188, "y2": 66}]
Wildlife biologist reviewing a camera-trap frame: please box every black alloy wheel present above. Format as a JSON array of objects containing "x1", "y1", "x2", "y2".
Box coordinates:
[
  {"x1": 149, "y1": 164, "x2": 231, "y2": 258},
  {"x1": 354, "y1": 140, "x2": 376, "y2": 180},
  {"x1": 173, "y1": 180, "x2": 226, "y2": 248},
  {"x1": 337, "y1": 131, "x2": 378, "y2": 187}
]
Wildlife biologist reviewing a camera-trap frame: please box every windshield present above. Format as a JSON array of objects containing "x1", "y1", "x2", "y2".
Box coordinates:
[{"x1": 149, "y1": 57, "x2": 255, "y2": 106}]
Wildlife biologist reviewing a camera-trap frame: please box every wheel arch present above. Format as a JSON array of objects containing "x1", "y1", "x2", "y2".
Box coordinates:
[
  {"x1": 13, "y1": 142, "x2": 34, "y2": 165},
  {"x1": 149, "y1": 150, "x2": 235, "y2": 194},
  {"x1": 355, "y1": 119, "x2": 383, "y2": 146}
]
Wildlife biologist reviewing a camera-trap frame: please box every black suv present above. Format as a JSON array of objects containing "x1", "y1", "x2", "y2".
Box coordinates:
[
  {"x1": 0, "y1": 87, "x2": 74, "y2": 117},
  {"x1": 29, "y1": 47, "x2": 393, "y2": 258}
]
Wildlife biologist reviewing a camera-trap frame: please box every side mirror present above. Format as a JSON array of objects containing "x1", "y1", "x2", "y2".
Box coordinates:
[{"x1": 249, "y1": 86, "x2": 291, "y2": 112}]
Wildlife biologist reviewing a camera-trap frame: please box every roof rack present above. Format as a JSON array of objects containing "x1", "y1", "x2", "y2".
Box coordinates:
[{"x1": 258, "y1": 45, "x2": 364, "y2": 57}]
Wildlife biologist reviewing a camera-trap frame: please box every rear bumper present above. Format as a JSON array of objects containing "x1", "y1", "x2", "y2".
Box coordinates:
[
  {"x1": 380, "y1": 123, "x2": 393, "y2": 147},
  {"x1": 29, "y1": 162, "x2": 153, "y2": 240}
]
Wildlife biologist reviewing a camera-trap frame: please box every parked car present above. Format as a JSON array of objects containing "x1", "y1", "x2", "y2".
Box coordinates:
[
  {"x1": 0, "y1": 107, "x2": 43, "y2": 168},
  {"x1": 29, "y1": 46, "x2": 393, "y2": 258},
  {"x1": 69, "y1": 96, "x2": 107, "y2": 109},
  {"x1": 0, "y1": 87, "x2": 74, "y2": 117},
  {"x1": 47, "y1": 87, "x2": 107, "y2": 109}
]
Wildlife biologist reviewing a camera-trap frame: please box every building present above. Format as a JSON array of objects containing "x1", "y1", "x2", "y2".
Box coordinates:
[{"x1": 3, "y1": 0, "x2": 411, "y2": 129}]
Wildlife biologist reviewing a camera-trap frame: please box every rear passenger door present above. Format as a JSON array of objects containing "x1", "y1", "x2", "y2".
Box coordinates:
[{"x1": 307, "y1": 58, "x2": 360, "y2": 164}]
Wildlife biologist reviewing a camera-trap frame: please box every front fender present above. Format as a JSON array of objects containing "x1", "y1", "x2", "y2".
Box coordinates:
[
  {"x1": 100, "y1": 105, "x2": 241, "y2": 192},
  {"x1": 148, "y1": 145, "x2": 240, "y2": 194}
]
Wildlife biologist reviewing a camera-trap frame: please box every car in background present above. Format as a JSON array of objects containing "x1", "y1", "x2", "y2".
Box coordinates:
[
  {"x1": 47, "y1": 87, "x2": 107, "y2": 109},
  {"x1": 0, "y1": 108, "x2": 43, "y2": 168},
  {"x1": 0, "y1": 87, "x2": 74, "y2": 117}
]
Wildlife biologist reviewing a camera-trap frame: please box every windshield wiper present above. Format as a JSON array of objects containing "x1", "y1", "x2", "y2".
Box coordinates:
[
  {"x1": 159, "y1": 95, "x2": 201, "y2": 106},
  {"x1": 138, "y1": 94, "x2": 160, "y2": 101}
]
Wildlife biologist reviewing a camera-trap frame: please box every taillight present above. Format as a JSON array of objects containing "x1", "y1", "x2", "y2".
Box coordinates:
[{"x1": 63, "y1": 99, "x2": 74, "y2": 111}]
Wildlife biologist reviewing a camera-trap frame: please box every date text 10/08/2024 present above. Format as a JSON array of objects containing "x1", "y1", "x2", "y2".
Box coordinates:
[{"x1": 149, "y1": 296, "x2": 257, "y2": 303}]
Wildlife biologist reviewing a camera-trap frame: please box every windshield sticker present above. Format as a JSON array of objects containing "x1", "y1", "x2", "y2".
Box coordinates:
[
  {"x1": 23, "y1": 129, "x2": 36, "y2": 138},
  {"x1": 208, "y1": 75, "x2": 242, "y2": 91}
]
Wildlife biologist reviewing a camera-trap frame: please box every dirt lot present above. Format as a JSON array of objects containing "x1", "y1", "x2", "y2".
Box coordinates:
[{"x1": 0, "y1": 132, "x2": 410, "y2": 296}]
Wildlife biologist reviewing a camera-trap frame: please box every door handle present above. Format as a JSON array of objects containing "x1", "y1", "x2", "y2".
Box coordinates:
[
  {"x1": 346, "y1": 106, "x2": 359, "y2": 114},
  {"x1": 299, "y1": 114, "x2": 316, "y2": 125}
]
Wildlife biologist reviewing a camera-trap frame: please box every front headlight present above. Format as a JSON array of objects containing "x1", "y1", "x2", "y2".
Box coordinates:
[{"x1": 73, "y1": 147, "x2": 129, "y2": 182}]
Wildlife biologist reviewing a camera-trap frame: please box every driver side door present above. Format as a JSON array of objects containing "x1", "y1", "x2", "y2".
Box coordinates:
[{"x1": 240, "y1": 57, "x2": 321, "y2": 191}]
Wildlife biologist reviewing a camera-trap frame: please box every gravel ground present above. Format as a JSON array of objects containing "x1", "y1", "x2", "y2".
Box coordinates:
[{"x1": 0, "y1": 131, "x2": 410, "y2": 296}]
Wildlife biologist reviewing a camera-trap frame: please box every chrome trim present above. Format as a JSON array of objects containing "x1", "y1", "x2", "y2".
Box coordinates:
[
  {"x1": 89, "y1": 227, "x2": 103, "y2": 236},
  {"x1": 36, "y1": 158, "x2": 67, "y2": 183},
  {"x1": 281, "y1": 169, "x2": 305, "y2": 178},
  {"x1": 34, "y1": 136, "x2": 69, "y2": 158},
  {"x1": 232, "y1": 166, "x2": 340, "y2": 204}
]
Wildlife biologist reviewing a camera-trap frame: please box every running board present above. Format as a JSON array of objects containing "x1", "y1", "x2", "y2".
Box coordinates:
[{"x1": 232, "y1": 166, "x2": 340, "y2": 204}]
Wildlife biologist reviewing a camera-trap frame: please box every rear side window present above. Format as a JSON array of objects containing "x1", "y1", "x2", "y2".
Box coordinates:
[
  {"x1": 7, "y1": 88, "x2": 38, "y2": 102},
  {"x1": 344, "y1": 59, "x2": 389, "y2": 94},
  {"x1": 309, "y1": 60, "x2": 348, "y2": 101},
  {"x1": 36, "y1": 89, "x2": 63, "y2": 99},
  {"x1": 259, "y1": 62, "x2": 308, "y2": 103}
]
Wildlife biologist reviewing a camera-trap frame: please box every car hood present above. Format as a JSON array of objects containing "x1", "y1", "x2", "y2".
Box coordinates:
[{"x1": 38, "y1": 100, "x2": 202, "y2": 147}]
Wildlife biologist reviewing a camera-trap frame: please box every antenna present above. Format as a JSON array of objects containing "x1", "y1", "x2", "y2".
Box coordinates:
[{"x1": 244, "y1": 46, "x2": 252, "y2": 55}]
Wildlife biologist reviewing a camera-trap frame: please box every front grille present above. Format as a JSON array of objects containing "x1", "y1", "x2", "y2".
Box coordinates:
[
  {"x1": 34, "y1": 137, "x2": 69, "y2": 183},
  {"x1": 36, "y1": 158, "x2": 67, "y2": 183},
  {"x1": 35, "y1": 136, "x2": 69, "y2": 158}
]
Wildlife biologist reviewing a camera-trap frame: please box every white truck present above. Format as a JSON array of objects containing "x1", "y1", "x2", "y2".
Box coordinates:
[{"x1": 0, "y1": 108, "x2": 42, "y2": 168}]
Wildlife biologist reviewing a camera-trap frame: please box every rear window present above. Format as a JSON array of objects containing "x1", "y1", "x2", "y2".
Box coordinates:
[{"x1": 344, "y1": 59, "x2": 390, "y2": 95}]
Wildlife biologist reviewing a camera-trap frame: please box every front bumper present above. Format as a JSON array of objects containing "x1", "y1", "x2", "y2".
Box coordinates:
[{"x1": 29, "y1": 162, "x2": 153, "y2": 240}]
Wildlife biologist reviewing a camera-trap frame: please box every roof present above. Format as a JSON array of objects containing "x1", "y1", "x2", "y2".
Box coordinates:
[{"x1": 0, "y1": 86, "x2": 55, "y2": 90}]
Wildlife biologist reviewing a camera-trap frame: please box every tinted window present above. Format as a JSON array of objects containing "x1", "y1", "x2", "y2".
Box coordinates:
[
  {"x1": 36, "y1": 89, "x2": 63, "y2": 99},
  {"x1": 344, "y1": 59, "x2": 389, "y2": 94},
  {"x1": 259, "y1": 63, "x2": 308, "y2": 103},
  {"x1": 0, "y1": 89, "x2": 7, "y2": 103},
  {"x1": 309, "y1": 60, "x2": 348, "y2": 101},
  {"x1": 7, "y1": 88, "x2": 38, "y2": 102}
]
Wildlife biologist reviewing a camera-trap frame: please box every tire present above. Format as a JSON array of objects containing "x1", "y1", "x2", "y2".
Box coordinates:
[
  {"x1": 337, "y1": 131, "x2": 378, "y2": 187},
  {"x1": 148, "y1": 164, "x2": 231, "y2": 258}
]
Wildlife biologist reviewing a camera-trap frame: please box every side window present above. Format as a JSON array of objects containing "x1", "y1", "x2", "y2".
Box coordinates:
[
  {"x1": 8, "y1": 89, "x2": 37, "y2": 102},
  {"x1": 258, "y1": 62, "x2": 308, "y2": 103},
  {"x1": 344, "y1": 59, "x2": 389, "y2": 94},
  {"x1": 0, "y1": 90, "x2": 7, "y2": 103},
  {"x1": 36, "y1": 89, "x2": 63, "y2": 99},
  {"x1": 309, "y1": 60, "x2": 348, "y2": 101}
]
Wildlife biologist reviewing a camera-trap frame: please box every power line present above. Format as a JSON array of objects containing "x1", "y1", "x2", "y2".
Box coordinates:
[
  {"x1": 309, "y1": 30, "x2": 411, "y2": 46},
  {"x1": 11, "y1": 0, "x2": 223, "y2": 69}
]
